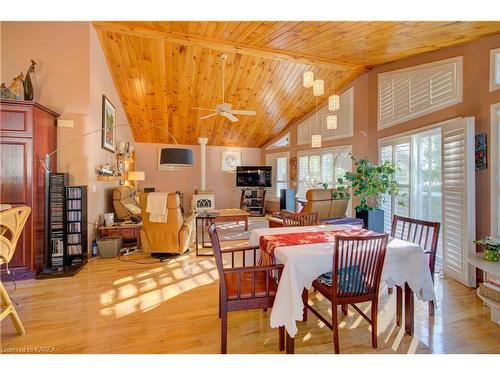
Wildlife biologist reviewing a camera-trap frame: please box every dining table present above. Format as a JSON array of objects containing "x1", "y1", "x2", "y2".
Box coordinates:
[{"x1": 248, "y1": 224, "x2": 436, "y2": 353}]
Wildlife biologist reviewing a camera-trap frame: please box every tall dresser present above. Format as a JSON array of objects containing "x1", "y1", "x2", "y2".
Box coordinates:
[{"x1": 0, "y1": 100, "x2": 58, "y2": 278}]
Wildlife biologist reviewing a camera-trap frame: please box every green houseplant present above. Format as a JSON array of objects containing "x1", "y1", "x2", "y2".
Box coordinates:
[{"x1": 333, "y1": 155, "x2": 399, "y2": 231}]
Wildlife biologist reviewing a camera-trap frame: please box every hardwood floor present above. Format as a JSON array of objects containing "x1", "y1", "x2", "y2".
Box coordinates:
[{"x1": 1, "y1": 240, "x2": 499, "y2": 354}]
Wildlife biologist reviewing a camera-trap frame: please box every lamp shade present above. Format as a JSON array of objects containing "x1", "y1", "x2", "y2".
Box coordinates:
[
  {"x1": 159, "y1": 148, "x2": 194, "y2": 170},
  {"x1": 326, "y1": 115, "x2": 337, "y2": 130},
  {"x1": 127, "y1": 171, "x2": 145, "y2": 181},
  {"x1": 313, "y1": 79, "x2": 324, "y2": 96},
  {"x1": 303, "y1": 71, "x2": 314, "y2": 88},
  {"x1": 311, "y1": 134, "x2": 322, "y2": 148},
  {"x1": 328, "y1": 94, "x2": 340, "y2": 111}
]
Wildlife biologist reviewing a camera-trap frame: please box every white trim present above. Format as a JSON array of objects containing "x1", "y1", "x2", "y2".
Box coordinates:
[
  {"x1": 491, "y1": 103, "x2": 500, "y2": 237},
  {"x1": 490, "y1": 48, "x2": 500, "y2": 92},
  {"x1": 378, "y1": 56, "x2": 463, "y2": 130}
]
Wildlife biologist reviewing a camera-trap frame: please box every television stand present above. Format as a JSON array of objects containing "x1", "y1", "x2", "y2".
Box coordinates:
[{"x1": 240, "y1": 188, "x2": 266, "y2": 216}]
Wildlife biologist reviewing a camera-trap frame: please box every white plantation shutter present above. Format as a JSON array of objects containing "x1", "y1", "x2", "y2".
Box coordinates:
[
  {"x1": 297, "y1": 146, "x2": 352, "y2": 199},
  {"x1": 379, "y1": 145, "x2": 393, "y2": 232},
  {"x1": 297, "y1": 88, "x2": 354, "y2": 145},
  {"x1": 265, "y1": 152, "x2": 289, "y2": 201},
  {"x1": 378, "y1": 57, "x2": 463, "y2": 129},
  {"x1": 490, "y1": 48, "x2": 500, "y2": 92},
  {"x1": 441, "y1": 117, "x2": 476, "y2": 287}
]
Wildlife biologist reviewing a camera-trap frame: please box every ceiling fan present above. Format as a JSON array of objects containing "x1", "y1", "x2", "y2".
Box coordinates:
[{"x1": 192, "y1": 54, "x2": 257, "y2": 123}]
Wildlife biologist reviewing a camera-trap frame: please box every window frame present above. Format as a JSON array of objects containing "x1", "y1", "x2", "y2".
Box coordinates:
[
  {"x1": 265, "y1": 151, "x2": 289, "y2": 202},
  {"x1": 266, "y1": 132, "x2": 290, "y2": 150},
  {"x1": 490, "y1": 48, "x2": 500, "y2": 92},
  {"x1": 377, "y1": 56, "x2": 463, "y2": 130},
  {"x1": 491, "y1": 102, "x2": 500, "y2": 237},
  {"x1": 296, "y1": 145, "x2": 352, "y2": 199}
]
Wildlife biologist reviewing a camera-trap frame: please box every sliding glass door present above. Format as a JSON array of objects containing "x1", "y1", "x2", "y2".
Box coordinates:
[{"x1": 379, "y1": 118, "x2": 476, "y2": 287}]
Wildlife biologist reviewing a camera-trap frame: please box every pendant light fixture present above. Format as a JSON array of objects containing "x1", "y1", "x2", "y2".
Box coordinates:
[
  {"x1": 311, "y1": 97, "x2": 322, "y2": 148},
  {"x1": 328, "y1": 24, "x2": 340, "y2": 111},
  {"x1": 303, "y1": 39, "x2": 314, "y2": 88},
  {"x1": 326, "y1": 114, "x2": 337, "y2": 130},
  {"x1": 313, "y1": 79, "x2": 324, "y2": 96},
  {"x1": 303, "y1": 71, "x2": 314, "y2": 88}
]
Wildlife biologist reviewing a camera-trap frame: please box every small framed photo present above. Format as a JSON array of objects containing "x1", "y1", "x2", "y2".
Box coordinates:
[
  {"x1": 102, "y1": 95, "x2": 116, "y2": 153},
  {"x1": 221, "y1": 150, "x2": 241, "y2": 172}
]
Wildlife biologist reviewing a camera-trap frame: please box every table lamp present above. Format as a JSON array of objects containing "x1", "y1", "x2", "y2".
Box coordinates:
[{"x1": 127, "y1": 171, "x2": 145, "y2": 191}]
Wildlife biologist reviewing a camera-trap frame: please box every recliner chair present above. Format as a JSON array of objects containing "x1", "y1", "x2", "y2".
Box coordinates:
[
  {"x1": 138, "y1": 192, "x2": 190, "y2": 255},
  {"x1": 302, "y1": 188, "x2": 348, "y2": 220}
]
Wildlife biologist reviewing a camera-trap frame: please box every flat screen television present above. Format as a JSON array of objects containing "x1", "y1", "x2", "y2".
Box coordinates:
[{"x1": 236, "y1": 166, "x2": 272, "y2": 187}]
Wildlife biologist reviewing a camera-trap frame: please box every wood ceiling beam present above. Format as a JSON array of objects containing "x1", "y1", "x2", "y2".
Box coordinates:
[{"x1": 92, "y1": 22, "x2": 369, "y2": 72}]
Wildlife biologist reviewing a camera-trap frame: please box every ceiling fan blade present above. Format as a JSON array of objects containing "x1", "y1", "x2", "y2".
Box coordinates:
[
  {"x1": 222, "y1": 112, "x2": 239, "y2": 122},
  {"x1": 192, "y1": 107, "x2": 218, "y2": 112},
  {"x1": 200, "y1": 113, "x2": 219, "y2": 120},
  {"x1": 230, "y1": 109, "x2": 257, "y2": 116}
]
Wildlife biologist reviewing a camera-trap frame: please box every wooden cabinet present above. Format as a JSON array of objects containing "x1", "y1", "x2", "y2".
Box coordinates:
[{"x1": 0, "y1": 100, "x2": 59, "y2": 278}]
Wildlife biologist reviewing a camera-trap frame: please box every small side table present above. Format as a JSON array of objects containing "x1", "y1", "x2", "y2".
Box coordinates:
[{"x1": 98, "y1": 222, "x2": 142, "y2": 250}]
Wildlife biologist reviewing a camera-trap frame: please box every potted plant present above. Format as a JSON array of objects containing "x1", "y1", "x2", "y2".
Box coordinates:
[
  {"x1": 474, "y1": 237, "x2": 500, "y2": 262},
  {"x1": 333, "y1": 155, "x2": 399, "y2": 232}
]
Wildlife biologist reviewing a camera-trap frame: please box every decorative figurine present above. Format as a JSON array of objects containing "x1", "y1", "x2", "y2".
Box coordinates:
[
  {"x1": 9, "y1": 73, "x2": 24, "y2": 100},
  {"x1": 23, "y1": 60, "x2": 37, "y2": 101}
]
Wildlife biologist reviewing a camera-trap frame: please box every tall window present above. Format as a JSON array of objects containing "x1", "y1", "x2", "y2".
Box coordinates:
[
  {"x1": 265, "y1": 152, "x2": 289, "y2": 200},
  {"x1": 490, "y1": 48, "x2": 500, "y2": 92},
  {"x1": 297, "y1": 146, "x2": 352, "y2": 199}
]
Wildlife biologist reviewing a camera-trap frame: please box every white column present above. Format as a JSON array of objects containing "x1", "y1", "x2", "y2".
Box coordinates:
[{"x1": 198, "y1": 137, "x2": 208, "y2": 191}]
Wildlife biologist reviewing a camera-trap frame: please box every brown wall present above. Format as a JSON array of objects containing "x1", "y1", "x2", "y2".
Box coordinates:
[{"x1": 263, "y1": 33, "x2": 500, "y2": 240}]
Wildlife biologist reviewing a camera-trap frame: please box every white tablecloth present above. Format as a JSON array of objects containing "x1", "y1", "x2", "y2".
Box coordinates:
[{"x1": 249, "y1": 225, "x2": 436, "y2": 337}]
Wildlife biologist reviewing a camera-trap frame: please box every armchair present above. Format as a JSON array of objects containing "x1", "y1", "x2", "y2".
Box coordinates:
[
  {"x1": 138, "y1": 193, "x2": 190, "y2": 255},
  {"x1": 302, "y1": 188, "x2": 348, "y2": 220}
]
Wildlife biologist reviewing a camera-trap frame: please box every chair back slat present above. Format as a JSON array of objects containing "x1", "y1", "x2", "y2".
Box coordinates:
[
  {"x1": 332, "y1": 233, "x2": 388, "y2": 300},
  {"x1": 282, "y1": 211, "x2": 320, "y2": 227}
]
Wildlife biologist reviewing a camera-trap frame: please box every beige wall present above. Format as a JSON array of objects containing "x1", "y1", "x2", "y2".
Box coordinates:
[
  {"x1": 263, "y1": 33, "x2": 500, "y2": 239},
  {"x1": 1, "y1": 21, "x2": 134, "y2": 248},
  {"x1": 134, "y1": 143, "x2": 261, "y2": 213}
]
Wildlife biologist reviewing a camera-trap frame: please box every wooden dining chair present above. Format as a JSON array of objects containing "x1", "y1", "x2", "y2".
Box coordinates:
[
  {"x1": 1, "y1": 206, "x2": 31, "y2": 335},
  {"x1": 281, "y1": 210, "x2": 320, "y2": 227},
  {"x1": 302, "y1": 233, "x2": 389, "y2": 354},
  {"x1": 208, "y1": 223, "x2": 285, "y2": 354},
  {"x1": 390, "y1": 214, "x2": 441, "y2": 317}
]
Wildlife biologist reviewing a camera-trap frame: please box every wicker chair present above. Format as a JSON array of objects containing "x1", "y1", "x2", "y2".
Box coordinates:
[{"x1": 0, "y1": 206, "x2": 31, "y2": 335}]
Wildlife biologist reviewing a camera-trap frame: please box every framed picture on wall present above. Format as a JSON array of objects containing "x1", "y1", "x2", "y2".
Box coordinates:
[
  {"x1": 221, "y1": 150, "x2": 242, "y2": 172},
  {"x1": 101, "y1": 95, "x2": 116, "y2": 153}
]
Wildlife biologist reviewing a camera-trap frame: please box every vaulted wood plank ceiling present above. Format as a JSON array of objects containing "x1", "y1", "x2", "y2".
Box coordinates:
[{"x1": 94, "y1": 21, "x2": 500, "y2": 147}]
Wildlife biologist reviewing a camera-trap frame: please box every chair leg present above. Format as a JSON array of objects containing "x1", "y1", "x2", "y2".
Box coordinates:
[
  {"x1": 396, "y1": 286, "x2": 402, "y2": 326},
  {"x1": 371, "y1": 300, "x2": 378, "y2": 349},
  {"x1": 332, "y1": 304, "x2": 340, "y2": 354},
  {"x1": 218, "y1": 289, "x2": 221, "y2": 319},
  {"x1": 221, "y1": 305, "x2": 228, "y2": 354},
  {"x1": 341, "y1": 304, "x2": 348, "y2": 316},
  {"x1": 0, "y1": 281, "x2": 25, "y2": 335},
  {"x1": 279, "y1": 326, "x2": 285, "y2": 351},
  {"x1": 302, "y1": 288, "x2": 308, "y2": 321}
]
